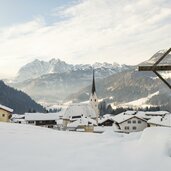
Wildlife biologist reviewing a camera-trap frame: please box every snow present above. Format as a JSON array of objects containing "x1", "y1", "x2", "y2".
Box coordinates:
[
  {"x1": 67, "y1": 117, "x2": 97, "y2": 128},
  {"x1": 123, "y1": 91, "x2": 159, "y2": 108},
  {"x1": 147, "y1": 114, "x2": 171, "y2": 127},
  {"x1": 145, "y1": 111, "x2": 169, "y2": 116},
  {"x1": 0, "y1": 123, "x2": 171, "y2": 171},
  {"x1": 98, "y1": 114, "x2": 114, "y2": 124},
  {"x1": 25, "y1": 112, "x2": 62, "y2": 121},
  {"x1": 63, "y1": 103, "x2": 96, "y2": 119},
  {"x1": 112, "y1": 111, "x2": 144, "y2": 123},
  {"x1": 0, "y1": 104, "x2": 13, "y2": 112}
]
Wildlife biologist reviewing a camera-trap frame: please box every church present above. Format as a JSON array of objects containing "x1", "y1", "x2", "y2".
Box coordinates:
[{"x1": 62, "y1": 69, "x2": 99, "y2": 130}]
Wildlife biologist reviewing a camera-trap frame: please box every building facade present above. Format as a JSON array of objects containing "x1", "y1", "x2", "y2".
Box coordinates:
[{"x1": 0, "y1": 104, "x2": 13, "y2": 122}]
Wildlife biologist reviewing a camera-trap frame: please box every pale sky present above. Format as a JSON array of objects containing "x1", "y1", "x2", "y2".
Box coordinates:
[{"x1": 0, "y1": 0, "x2": 171, "y2": 78}]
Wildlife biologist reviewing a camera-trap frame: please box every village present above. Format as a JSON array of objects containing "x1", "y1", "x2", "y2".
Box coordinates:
[{"x1": 1, "y1": 68, "x2": 171, "y2": 134}]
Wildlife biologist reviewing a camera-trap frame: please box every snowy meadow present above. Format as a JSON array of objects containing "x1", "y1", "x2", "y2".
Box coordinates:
[{"x1": 0, "y1": 123, "x2": 171, "y2": 171}]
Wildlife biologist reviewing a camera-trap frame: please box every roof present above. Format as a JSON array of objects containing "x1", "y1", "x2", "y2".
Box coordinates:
[
  {"x1": 0, "y1": 104, "x2": 13, "y2": 113},
  {"x1": 25, "y1": 112, "x2": 61, "y2": 121},
  {"x1": 63, "y1": 103, "x2": 96, "y2": 119},
  {"x1": 113, "y1": 111, "x2": 147, "y2": 124},
  {"x1": 98, "y1": 114, "x2": 114, "y2": 124},
  {"x1": 67, "y1": 117, "x2": 97, "y2": 128},
  {"x1": 145, "y1": 111, "x2": 169, "y2": 116},
  {"x1": 147, "y1": 114, "x2": 171, "y2": 127},
  {"x1": 91, "y1": 69, "x2": 96, "y2": 95},
  {"x1": 112, "y1": 110, "x2": 170, "y2": 124}
]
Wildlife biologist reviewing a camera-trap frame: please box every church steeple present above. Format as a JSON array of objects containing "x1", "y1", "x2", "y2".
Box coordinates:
[
  {"x1": 91, "y1": 69, "x2": 96, "y2": 95},
  {"x1": 89, "y1": 69, "x2": 99, "y2": 122}
]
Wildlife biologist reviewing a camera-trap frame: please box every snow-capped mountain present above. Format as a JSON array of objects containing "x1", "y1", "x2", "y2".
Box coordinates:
[
  {"x1": 140, "y1": 49, "x2": 171, "y2": 65},
  {"x1": 9, "y1": 59, "x2": 133, "y2": 102},
  {"x1": 15, "y1": 59, "x2": 73, "y2": 82},
  {"x1": 8, "y1": 49, "x2": 171, "y2": 107},
  {"x1": 15, "y1": 59, "x2": 131, "y2": 82}
]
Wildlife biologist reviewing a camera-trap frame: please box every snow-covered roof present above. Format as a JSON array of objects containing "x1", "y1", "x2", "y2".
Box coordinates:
[
  {"x1": 145, "y1": 111, "x2": 169, "y2": 116},
  {"x1": 98, "y1": 114, "x2": 114, "y2": 124},
  {"x1": 63, "y1": 103, "x2": 96, "y2": 119},
  {"x1": 11, "y1": 114, "x2": 25, "y2": 119},
  {"x1": 67, "y1": 117, "x2": 97, "y2": 128},
  {"x1": 0, "y1": 104, "x2": 13, "y2": 113},
  {"x1": 147, "y1": 114, "x2": 171, "y2": 127},
  {"x1": 113, "y1": 111, "x2": 146, "y2": 124},
  {"x1": 25, "y1": 112, "x2": 60, "y2": 121}
]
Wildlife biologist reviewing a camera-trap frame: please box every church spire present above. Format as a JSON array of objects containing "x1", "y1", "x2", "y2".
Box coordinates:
[
  {"x1": 91, "y1": 69, "x2": 96, "y2": 95},
  {"x1": 89, "y1": 69, "x2": 99, "y2": 123}
]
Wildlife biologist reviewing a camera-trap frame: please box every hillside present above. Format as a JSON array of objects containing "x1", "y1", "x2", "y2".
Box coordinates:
[
  {"x1": 0, "y1": 80, "x2": 45, "y2": 114},
  {"x1": 65, "y1": 50, "x2": 171, "y2": 108},
  {"x1": 0, "y1": 122, "x2": 171, "y2": 171}
]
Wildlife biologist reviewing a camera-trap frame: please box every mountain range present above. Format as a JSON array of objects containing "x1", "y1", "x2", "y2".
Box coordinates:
[
  {"x1": 66, "y1": 50, "x2": 171, "y2": 109},
  {"x1": 9, "y1": 60, "x2": 132, "y2": 103},
  {"x1": 6, "y1": 49, "x2": 171, "y2": 110}
]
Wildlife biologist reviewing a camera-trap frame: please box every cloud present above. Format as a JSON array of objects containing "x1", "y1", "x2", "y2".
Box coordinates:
[{"x1": 0, "y1": 0, "x2": 171, "y2": 78}]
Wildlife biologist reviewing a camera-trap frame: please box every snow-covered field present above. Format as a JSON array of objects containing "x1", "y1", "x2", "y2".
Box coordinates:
[{"x1": 0, "y1": 123, "x2": 171, "y2": 171}]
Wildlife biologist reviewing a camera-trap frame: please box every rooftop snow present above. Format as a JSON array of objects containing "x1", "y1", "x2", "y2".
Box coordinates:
[
  {"x1": 0, "y1": 104, "x2": 13, "y2": 113},
  {"x1": 67, "y1": 117, "x2": 97, "y2": 128},
  {"x1": 63, "y1": 103, "x2": 96, "y2": 119},
  {"x1": 147, "y1": 114, "x2": 171, "y2": 127},
  {"x1": 25, "y1": 112, "x2": 61, "y2": 121}
]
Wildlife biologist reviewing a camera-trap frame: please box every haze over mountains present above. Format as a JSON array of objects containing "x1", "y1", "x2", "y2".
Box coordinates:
[
  {"x1": 6, "y1": 50, "x2": 171, "y2": 109},
  {"x1": 9, "y1": 60, "x2": 132, "y2": 103}
]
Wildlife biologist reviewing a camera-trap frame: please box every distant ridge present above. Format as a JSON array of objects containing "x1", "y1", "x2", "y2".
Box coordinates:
[{"x1": 0, "y1": 80, "x2": 45, "y2": 114}]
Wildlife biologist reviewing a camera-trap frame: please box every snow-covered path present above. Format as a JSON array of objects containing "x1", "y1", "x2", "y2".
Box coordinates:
[{"x1": 0, "y1": 122, "x2": 171, "y2": 171}]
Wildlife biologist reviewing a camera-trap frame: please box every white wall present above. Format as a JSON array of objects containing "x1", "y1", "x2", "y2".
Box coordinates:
[{"x1": 119, "y1": 117, "x2": 147, "y2": 133}]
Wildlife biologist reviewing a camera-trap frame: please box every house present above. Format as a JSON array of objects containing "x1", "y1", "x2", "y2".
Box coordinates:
[
  {"x1": 67, "y1": 116, "x2": 97, "y2": 132},
  {"x1": 63, "y1": 103, "x2": 97, "y2": 127},
  {"x1": 98, "y1": 114, "x2": 114, "y2": 126},
  {"x1": 25, "y1": 112, "x2": 60, "y2": 128},
  {"x1": 113, "y1": 111, "x2": 148, "y2": 133},
  {"x1": 147, "y1": 114, "x2": 171, "y2": 127},
  {"x1": 0, "y1": 104, "x2": 13, "y2": 122},
  {"x1": 10, "y1": 114, "x2": 26, "y2": 124}
]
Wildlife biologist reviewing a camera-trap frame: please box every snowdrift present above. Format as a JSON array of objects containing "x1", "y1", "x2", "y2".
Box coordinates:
[{"x1": 0, "y1": 122, "x2": 171, "y2": 171}]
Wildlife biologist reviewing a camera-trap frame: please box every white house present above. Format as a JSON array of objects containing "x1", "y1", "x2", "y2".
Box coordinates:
[
  {"x1": 11, "y1": 114, "x2": 26, "y2": 124},
  {"x1": 25, "y1": 112, "x2": 60, "y2": 128},
  {"x1": 67, "y1": 116, "x2": 97, "y2": 132},
  {"x1": 113, "y1": 111, "x2": 148, "y2": 133},
  {"x1": 147, "y1": 114, "x2": 171, "y2": 127},
  {"x1": 62, "y1": 103, "x2": 96, "y2": 127}
]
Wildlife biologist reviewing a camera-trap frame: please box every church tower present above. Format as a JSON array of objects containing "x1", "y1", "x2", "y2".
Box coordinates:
[{"x1": 89, "y1": 69, "x2": 99, "y2": 122}]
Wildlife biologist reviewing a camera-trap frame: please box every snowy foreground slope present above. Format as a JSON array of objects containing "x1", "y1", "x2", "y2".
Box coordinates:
[{"x1": 0, "y1": 123, "x2": 171, "y2": 171}]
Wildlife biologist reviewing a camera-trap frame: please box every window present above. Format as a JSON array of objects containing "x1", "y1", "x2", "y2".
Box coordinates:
[
  {"x1": 28, "y1": 121, "x2": 34, "y2": 124},
  {"x1": 132, "y1": 120, "x2": 136, "y2": 124},
  {"x1": 138, "y1": 120, "x2": 141, "y2": 124},
  {"x1": 125, "y1": 126, "x2": 129, "y2": 130},
  {"x1": 2, "y1": 114, "x2": 5, "y2": 117},
  {"x1": 133, "y1": 126, "x2": 136, "y2": 130},
  {"x1": 127, "y1": 120, "x2": 131, "y2": 124}
]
